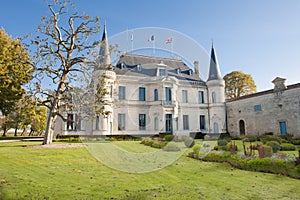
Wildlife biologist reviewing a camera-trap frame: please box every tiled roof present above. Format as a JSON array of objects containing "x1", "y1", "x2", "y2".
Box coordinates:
[{"x1": 114, "y1": 54, "x2": 205, "y2": 84}]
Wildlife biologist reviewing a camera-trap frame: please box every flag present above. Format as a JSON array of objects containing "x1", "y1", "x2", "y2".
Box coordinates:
[
  {"x1": 165, "y1": 37, "x2": 173, "y2": 44},
  {"x1": 147, "y1": 35, "x2": 155, "y2": 42}
]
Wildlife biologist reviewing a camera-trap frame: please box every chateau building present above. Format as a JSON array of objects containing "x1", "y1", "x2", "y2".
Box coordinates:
[
  {"x1": 54, "y1": 26, "x2": 300, "y2": 138},
  {"x1": 53, "y1": 25, "x2": 227, "y2": 136}
]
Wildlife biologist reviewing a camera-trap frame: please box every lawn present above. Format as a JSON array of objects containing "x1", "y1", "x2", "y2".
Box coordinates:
[{"x1": 0, "y1": 141, "x2": 300, "y2": 200}]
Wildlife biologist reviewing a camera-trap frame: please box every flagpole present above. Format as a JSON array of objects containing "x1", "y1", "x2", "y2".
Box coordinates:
[
  {"x1": 153, "y1": 39, "x2": 155, "y2": 55},
  {"x1": 171, "y1": 38, "x2": 173, "y2": 58},
  {"x1": 131, "y1": 31, "x2": 134, "y2": 53}
]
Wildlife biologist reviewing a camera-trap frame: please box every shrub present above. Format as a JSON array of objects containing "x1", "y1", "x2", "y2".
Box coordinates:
[
  {"x1": 257, "y1": 145, "x2": 273, "y2": 158},
  {"x1": 231, "y1": 136, "x2": 242, "y2": 140},
  {"x1": 280, "y1": 143, "x2": 296, "y2": 151},
  {"x1": 219, "y1": 133, "x2": 232, "y2": 142},
  {"x1": 292, "y1": 139, "x2": 300, "y2": 145},
  {"x1": 164, "y1": 135, "x2": 174, "y2": 142},
  {"x1": 151, "y1": 141, "x2": 166, "y2": 149},
  {"x1": 259, "y1": 135, "x2": 282, "y2": 144},
  {"x1": 266, "y1": 141, "x2": 281, "y2": 153},
  {"x1": 163, "y1": 142, "x2": 180, "y2": 152},
  {"x1": 214, "y1": 145, "x2": 230, "y2": 151},
  {"x1": 184, "y1": 138, "x2": 195, "y2": 148},
  {"x1": 243, "y1": 135, "x2": 257, "y2": 142},
  {"x1": 217, "y1": 139, "x2": 228, "y2": 146}
]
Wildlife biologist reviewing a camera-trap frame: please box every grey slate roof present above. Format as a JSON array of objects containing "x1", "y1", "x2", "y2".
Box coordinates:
[
  {"x1": 207, "y1": 45, "x2": 222, "y2": 81},
  {"x1": 114, "y1": 54, "x2": 205, "y2": 84},
  {"x1": 96, "y1": 24, "x2": 111, "y2": 69}
]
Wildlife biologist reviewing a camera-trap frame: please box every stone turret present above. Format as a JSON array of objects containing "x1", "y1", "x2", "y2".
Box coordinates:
[
  {"x1": 92, "y1": 23, "x2": 116, "y2": 135},
  {"x1": 206, "y1": 43, "x2": 226, "y2": 134}
]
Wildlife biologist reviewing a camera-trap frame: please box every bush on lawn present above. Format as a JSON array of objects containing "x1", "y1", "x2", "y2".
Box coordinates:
[
  {"x1": 280, "y1": 143, "x2": 296, "y2": 151},
  {"x1": 217, "y1": 139, "x2": 228, "y2": 146},
  {"x1": 164, "y1": 135, "x2": 174, "y2": 142},
  {"x1": 243, "y1": 135, "x2": 257, "y2": 142},
  {"x1": 259, "y1": 135, "x2": 282, "y2": 144},
  {"x1": 163, "y1": 142, "x2": 180, "y2": 152},
  {"x1": 257, "y1": 145, "x2": 273, "y2": 158},
  {"x1": 291, "y1": 139, "x2": 300, "y2": 145},
  {"x1": 198, "y1": 151, "x2": 300, "y2": 179},
  {"x1": 184, "y1": 138, "x2": 195, "y2": 148},
  {"x1": 266, "y1": 141, "x2": 281, "y2": 153}
]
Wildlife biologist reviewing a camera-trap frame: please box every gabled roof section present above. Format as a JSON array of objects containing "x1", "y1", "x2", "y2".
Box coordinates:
[
  {"x1": 114, "y1": 54, "x2": 205, "y2": 84},
  {"x1": 96, "y1": 23, "x2": 111, "y2": 69},
  {"x1": 207, "y1": 44, "x2": 222, "y2": 81}
]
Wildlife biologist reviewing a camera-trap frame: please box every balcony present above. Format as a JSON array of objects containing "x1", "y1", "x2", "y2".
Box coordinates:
[{"x1": 162, "y1": 100, "x2": 176, "y2": 106}]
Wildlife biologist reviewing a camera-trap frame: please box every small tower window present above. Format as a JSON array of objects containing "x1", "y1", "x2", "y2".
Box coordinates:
[
  {"x1": 154, "y1": 89, "x2": 158, "y2": 101},
  {"x1": 121, "y1": 62, "x2": 126, "y2": 69},
  {"x1": 212, "y1": 92, "x2": 217, "y2": 103}
]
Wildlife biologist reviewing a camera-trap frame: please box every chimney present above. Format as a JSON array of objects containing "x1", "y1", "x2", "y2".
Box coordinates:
[{"x1": 194, "y1": 61, "x2": 199, "y2": 75}]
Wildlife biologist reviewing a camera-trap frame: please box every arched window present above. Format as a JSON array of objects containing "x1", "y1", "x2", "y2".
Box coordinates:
[
  {"x1": 212, "y1": 92, "x2": 217, "y2": 103},
  {"x1": 96, "y1": 116, "x2": 99, "y2": 130},
  {"x1": 154, "y1": 89, "x2": 158, "y2": 101}
]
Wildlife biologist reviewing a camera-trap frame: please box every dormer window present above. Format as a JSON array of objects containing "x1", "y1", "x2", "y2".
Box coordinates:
[
  {"x1": 176, "y1": 68, "x2": 181, "y2": 75},
  {"x1": 137, "y1": 64, "x2": 142, "y2": 71},
  {"x1": 159, "y1": 69, "x2": 166, "y2": 76},
  {"x1": 188, "y1": 69, "x2": 193, "y2": 75}
]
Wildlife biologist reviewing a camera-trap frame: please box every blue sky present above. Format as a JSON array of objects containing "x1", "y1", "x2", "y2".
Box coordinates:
[{"x1": 1, "y1": 0, "x2": 300, "y2": 91}]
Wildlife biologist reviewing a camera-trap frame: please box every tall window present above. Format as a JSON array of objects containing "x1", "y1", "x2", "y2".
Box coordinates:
[
  {"x1": 183, "y1": 115, "x2": 189, "y2": 130},
  {"x1": 95, "y1": 116, "x2": 99, "y2": 130},
  {"x1": 139, "y1": 87, "x2": 146, "y2": 101},
  {"x1": 198, "y1": 91, "x2": 204, "y2": 104},
  {"x1": 154, "y1": 89, "x2": 158, "y2": 101},
  {"x1": 154, "y1": 117, "x2": 159, "y2": 130},
  {"x1": 200, "y1": 115, "x2": 206, "y2": 130},
  {"x1": 110, "y1": 85, "x2": 113, "y2": 98},
  {"x1": 165, "y1": 87, "x2": 172, "y2": 103},
  {"x1": 182, "y1": 90, "x2": 188, "y2": 103},
  {"x1": 67, "y1": 114, "x2": 81, "y2": 131},
  {"x1": 212, "y1": 92, "x2": 216, "y2": 103},
  {"x1": 118, "y1": 114, "x2": 125, "y2": 130},
  {"x1": 139, "y1": 114, "x2": 146, "y2": 130},
  {"x1": 119, "y1": 86, "x2": 126, "y2": 100}
]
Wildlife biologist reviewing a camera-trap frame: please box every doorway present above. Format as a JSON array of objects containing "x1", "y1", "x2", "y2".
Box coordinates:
[
  {"x1": 165, "y1": 114, "x2": 172, "y2": 133},
  {"x1": 239, "y1": 120, "x2": 245, "y2": 135}
]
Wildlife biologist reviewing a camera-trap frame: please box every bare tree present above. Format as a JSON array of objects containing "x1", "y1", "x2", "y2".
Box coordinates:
[{"x1": 30, "y1": 0, "x2": 100, "y2": 144}]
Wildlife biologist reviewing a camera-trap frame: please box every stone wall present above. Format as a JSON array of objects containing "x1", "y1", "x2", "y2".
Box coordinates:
[{"x1": 226, "y1": 85, "x2": 300, "y2": 138}]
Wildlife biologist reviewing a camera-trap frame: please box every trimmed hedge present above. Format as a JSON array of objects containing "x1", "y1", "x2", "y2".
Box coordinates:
[
  {"x1": 199, "y1": 151, "x2": 300, "y2": 179},
  {"x1": 217, "y1": 139, "x2": 228, "y2": 146},
  {"x1": 184, "y1": 138, "x2": 195, "y2": 148},
  {"x1": 280, "y1": 143, "x2": 296, "y2": 151},
  {"x1": 259, "y1": 135, "x2": 282, "y2": 144},
  {"x1": 266, "y1": 141, "x2": 281, "y2": 153},
  {"x1": 163, "y1": 142, "x2": 180, "y2": 151}
]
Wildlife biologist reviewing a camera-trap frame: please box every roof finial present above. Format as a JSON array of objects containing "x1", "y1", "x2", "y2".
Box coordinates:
[{"x1": 211, "y1": 39, "x2": 214, "y2": 48}]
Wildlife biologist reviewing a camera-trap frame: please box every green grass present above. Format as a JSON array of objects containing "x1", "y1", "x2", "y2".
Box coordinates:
[{"x1": 0, "y1": 141, "x2": 299, "y2": 200}]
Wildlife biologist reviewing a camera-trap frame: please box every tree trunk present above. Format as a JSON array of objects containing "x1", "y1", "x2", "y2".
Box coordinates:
[
  {"x1": 43, "y1": 107, "x2": 58, "y2": 145},
  {"x1": 14, "y1": 124, "x2": 18, "y2": 137},
  {"x1": 2, "y1": 126, "x2": 6, "y2": 137}
]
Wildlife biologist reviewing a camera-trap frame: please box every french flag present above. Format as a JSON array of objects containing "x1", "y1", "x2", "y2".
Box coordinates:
[{"x1": 147, "y1": 35, "x2": 155, "y2": 42}]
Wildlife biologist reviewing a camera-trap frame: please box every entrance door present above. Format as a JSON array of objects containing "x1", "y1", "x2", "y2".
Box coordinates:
[
  {"x1": 239, "y1": 120, "x2": 245, "y2": 135},
  {"x1": 165, "y1": 114, "x2": 173, "y2": 133},
  {"x1": 279, "y1": 122, "x2": 287, "y2": 135}
]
